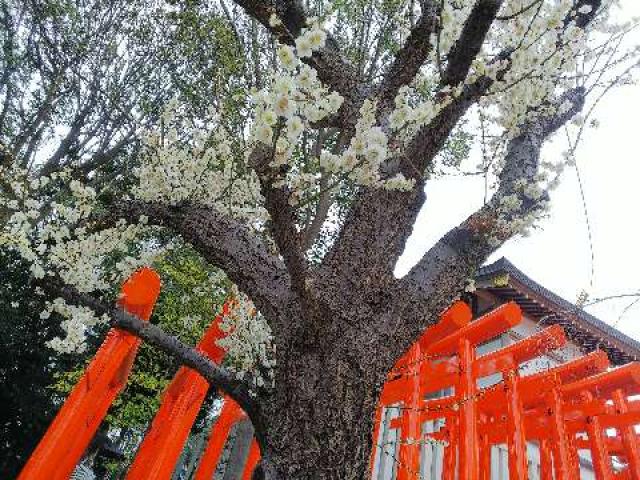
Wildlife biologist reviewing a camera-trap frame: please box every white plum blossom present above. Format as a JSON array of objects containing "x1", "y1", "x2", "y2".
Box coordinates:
[
  {"x1": 255, "y1": 124, "x2": 274, "y2": 144},
  {"x1": 295, "y1": 36, "x2": 313, "y2": 58},
  {"x1": 260, "y1": 109, "x2": 278, "y2": 126},
  {"x1": 274, "y1": 94, "x2": 295, "y2": 118},
  {"x1": 216, "y1": 289, "x2": 275, "y2": 387},
  {"x1": 306, "y1": 28, "x2": 327, "y2": 50},
  {"x1": 296, "y1": 65, "x2": 317, "y2": 89},
  {"x1": 268, "y1": 13, "x2": 282, "y2": 28},
  {"x1": 286, "y1": 116, "x2": 304, "y2": 141},
  {"x1": 326, "y1": 91, "x2": 344, "y2": 112},
  {"x1": 44, "y1": 298, "x2": 110, "y2": 353},
  {"x1": 277, "y1": 46, "x2": 299, "y2": 70}
]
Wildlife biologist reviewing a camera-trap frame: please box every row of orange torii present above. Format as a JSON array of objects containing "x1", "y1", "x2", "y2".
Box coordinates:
[{"x1": 17, "y1": 268, "x2": 640, "y2": 479}]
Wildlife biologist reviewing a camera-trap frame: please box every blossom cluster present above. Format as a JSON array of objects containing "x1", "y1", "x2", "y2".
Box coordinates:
[
  {"x1": 250, "y1": 21, "x2": 415, "y2": 203},
  {"x1": 135, "y1": 102, "x2": 267, "y2": 223},
  {"x1": 319, "y1": 99, "x2": 415, "y2": 191},
  {"x1": 251, "y1": 19, "x2": 337, "y2": 151},
  {"x1": 0, "y1": 164, "x2": 162, "y2": 351},
  {"x1": 0, "y1": 166, "x2": 155, "y2": 291},
  {"x1": 41, "y1": 298, "x2": 110, "y2": 353},
  {"x1": 215, "y1": 288, "x2": 275, "y2": 388}
]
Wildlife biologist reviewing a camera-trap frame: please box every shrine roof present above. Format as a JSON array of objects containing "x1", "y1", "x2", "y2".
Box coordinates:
[{"x1": 476, "y1": 257, "x2": 640, "y2": 366}]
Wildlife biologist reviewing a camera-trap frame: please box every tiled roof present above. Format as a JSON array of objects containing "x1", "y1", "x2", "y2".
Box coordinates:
[{"x1": 476, "y1": 257, "x2": 640, "y2": 365}]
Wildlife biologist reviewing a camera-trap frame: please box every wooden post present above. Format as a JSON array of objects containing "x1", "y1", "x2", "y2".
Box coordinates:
[
  {"x1": 505, "y1": 369, "x2": 528, "y2": 480},
  {"x1": 242, "y1": 439, "x2": 261, "y2": 480},
  {"x1": 613, "y1": 389, "x2": 640, "y2": 480},
  {"x1": 478, "y1": 431, "x2": 491, "y2": 480},
  {"x1": 458, "y1": 338, "x2": 478, "y2": 480},
  {"x1": 397, "y1": 344, "x2": 422, "y2": 480},
  {"x1": 442, "y1": 419, "x2": 457, "y2": 480},
  {"x1": 547, "y1": 388, "x2": 580, "y2": 480},
  {"x1": 586, "y1": 413, "x2": 613, "y2": 480},
  {"x1": 539, "y1": 439, "x2": 553, "y2": 480}
]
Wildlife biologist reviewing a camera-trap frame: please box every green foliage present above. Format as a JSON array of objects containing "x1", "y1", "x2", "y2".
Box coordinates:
[{"x1": 163, "y1": 5, "x2": 246, "y2": 119}]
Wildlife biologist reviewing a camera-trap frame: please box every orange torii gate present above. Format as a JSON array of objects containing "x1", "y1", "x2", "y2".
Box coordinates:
[
  {"x1": 371, "y1": 301, "x2": 640, "y2": 480},
  {"x1": 126, "y1": 301, "x2": 231, "y2": 479},
  {"x1": 19, "y1": 268, "x2": 640, "y2": 479}
]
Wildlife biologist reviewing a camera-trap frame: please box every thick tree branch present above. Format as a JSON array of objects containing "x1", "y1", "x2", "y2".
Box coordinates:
[
  {"x1": 278, "y1": 0, "x2": 597, "y2": 299},
  {"x1": 321, "y1": 76, "x2": 495, "y2": 283},
  {"x1": 403, "y1": 77, "x2": 496, "y2": 176},
  {"x1": 377, "y1": 2, "x2": 439, "y2": 114},
  {"x1": 231, "y1": 0, "x2": 365, "y2": 129},
  {"x1": 499, "y1": 88, "x2": 586, "y2": 190},
  {"x1": 249, "y1": 146, "x2": 309, "y2": 295},
  {"x1": 102, "y1": 199, "x2": 294, "y2": 329},
  {"x1": 397, "y1": 87, "x2": 586, "y2": 339},
  {"x1": 442, "y1": 0, "x2": 504, "y2": 86},
  {"x1": 358, "y1": 88, "x2": 588, "y2": 375},
  {"x1": 321, "y1": 16, "x2": 517, "y2": 283},
  {"x1": 47, "y1": 281, "x2": 267, "y2": 445}
]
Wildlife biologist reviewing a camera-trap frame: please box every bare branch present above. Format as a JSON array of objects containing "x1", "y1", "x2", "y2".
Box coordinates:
[
  {"x1": 302, "y1": 174, "x2": 331, "y2": 251},
  {"x1": 249, "y1": 145, "x2": 309, "y2": 294},
  {"x1": 496, "y1": 0, "x2": 543, "y2": 21},
  {"x1": 442, "y1": 0, "x2": 504, "y2": 86},
  {"x1": 377, "y1": 2, "x2": 439, "y2": 113},
  {"x1": 39, "y1": 89, "x2": 99, "y2": 176},
  {"x1": 301, "y1": 129, "x2": 335, "y2": 250},
  {"x1": 77, "y1": 133, "x2": 135, "y2": 178},
  {"x1": 11, "y1": 79, "x2": 60, "y2": 160}
]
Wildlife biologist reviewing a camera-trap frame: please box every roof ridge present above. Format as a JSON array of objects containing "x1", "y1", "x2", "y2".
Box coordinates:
[{"x1": 476, "y1": 257, "x2": 640, "y2": 361}]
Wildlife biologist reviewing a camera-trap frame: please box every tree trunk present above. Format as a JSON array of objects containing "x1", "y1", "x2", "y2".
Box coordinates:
[{"x1": 256, "y1": 326, "x2": 389, "y2": 480}]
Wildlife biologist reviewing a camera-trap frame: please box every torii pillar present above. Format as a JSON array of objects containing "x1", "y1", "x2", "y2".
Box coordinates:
[{"x1": 18, "y1": 268, "x2": 161, "y2": 480}]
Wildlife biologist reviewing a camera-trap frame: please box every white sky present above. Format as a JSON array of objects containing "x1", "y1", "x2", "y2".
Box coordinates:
[{"x1": 397, "y1": 0, "x2": 640, "y2": 341}]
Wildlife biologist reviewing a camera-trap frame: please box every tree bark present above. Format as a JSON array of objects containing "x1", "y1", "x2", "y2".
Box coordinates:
[{"x1": 256, "y1": 324, "x2": 387, "y2": 480}]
